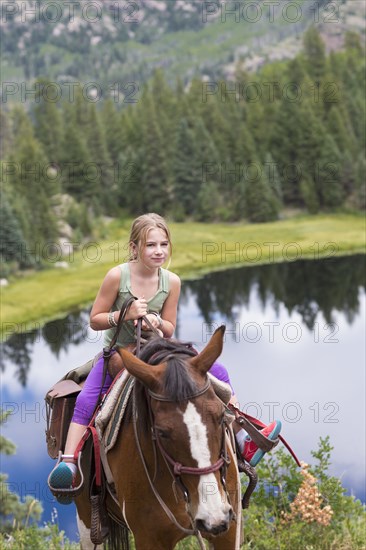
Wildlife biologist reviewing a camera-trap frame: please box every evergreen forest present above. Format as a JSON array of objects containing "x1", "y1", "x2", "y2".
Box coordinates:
[{"x1": 0, "y1": 28, "x2": 365, "y2": 274}]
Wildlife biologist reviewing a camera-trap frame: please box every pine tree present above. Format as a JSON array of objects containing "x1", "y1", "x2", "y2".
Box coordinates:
[
  {"x1": 85, "y1": 103, "x2": 114, "y2": 211},
  {"x1": 244, "y1": 166, "x2": 280, "y2": 223},
  {"x1": 300, "y1": 177, "x2": 319, "y2": 214},
  {"x1": 101, "y1": 98, "x2": 124, "y2": 164},
  {"x1": 140, "y1": 96, "x2": 171, "y2": 213},
  {"x1": 8, "y1": 107, "x2": 58, "y2": 255},
  {"x1": 345, "y1": 94, "x2": 365, "y2": 146},
  {"x1": 32, "y1": 77, "x2": 63, "y2": 166},
  {"x1": 303, "y1": 26, "x2": 327, "y2": 82},
  {"x1": 196, "y1": 181, "x2": 220, "y2": 222},
  {"x1": 118, "y1": 145, "x2": 144, "y2": 213},
  {"x1": 317, "y1": 135, "x2": 344, "y2": 208},
  {"x1": 150, "y1": 71, "x2": 180, "y2": 185},
  {"x1": 61, "y1": 103, "x2": 95, "y2": 203},
  {"x1": 286, "y1": 56, "x2": 308, "y2": 87},
  {"x1": 150, "y1": 69, "x2": 177, "y2": 123},
  {"x1": 341, "y1": 150, "x2": 356, "y2": 197},
  {"x1": 296, "y1": 100, "x2": 327, "y2": 206},
  {"x1": 264, "y1": 152, "x2": 283, "y2": 204},
  {"x1": 326, "y1": 105, "x2": 355, "y2": 155},
  {"x1": 172, "y1": 118, "x2": 200, "y2": 216},
  {"x1": 203, "y1": 98, "x2": 231, "y2": 163},
  {"x1": 269, "y1": 99, "x2": 303, "y2": 205},
  {"x1": 244, "y1": 99, "x2": 267, "y2": 161},
  {"x1": 73, "y1": 89, "x2": 91, "y2": 134},
  {"x1": 186, "y1": 78, "x2": 208, "y2": 121},
  {"x1": 0, "y1": 194, "x2": 33, "y2": 269},
  {"x1": 193, "y1": 118, "x2": 219, "y2": 191},
  {"x1": 226, "y1": 122, "x2": 258, "y2": 219}
]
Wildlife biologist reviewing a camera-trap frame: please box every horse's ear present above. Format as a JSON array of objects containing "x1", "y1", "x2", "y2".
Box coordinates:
[
  {"x1": 117, "y1": 348, "x2": 163, "y2": 390},
  {"x1": 190, "y1": 325, "x2": 225, "y2": 375}
]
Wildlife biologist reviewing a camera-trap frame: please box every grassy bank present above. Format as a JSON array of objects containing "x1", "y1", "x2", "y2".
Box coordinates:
[{"x1": 1, "y1": 214, "x2": 365, "y2": 338}]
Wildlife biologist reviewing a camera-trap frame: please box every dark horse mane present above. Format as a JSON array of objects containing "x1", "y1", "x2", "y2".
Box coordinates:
[
  {"x1": 126, "y1": 337, "x2": 199, "y2": 434},
  {"x1": 140, "y1": 337, "x2": 198, "y2": 401}
]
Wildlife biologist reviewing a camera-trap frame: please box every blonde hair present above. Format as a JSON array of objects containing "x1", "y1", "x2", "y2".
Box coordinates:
[{"x1": 128, "y1": 213, "x2": 172, "y2": 262}]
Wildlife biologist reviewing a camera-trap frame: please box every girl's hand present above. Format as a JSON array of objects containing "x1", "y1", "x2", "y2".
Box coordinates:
[
  {"x1": 142, "y1": 313, "x2": 161, "y2": 331},
  {"x1": 127, "y1": 297, "x2": 147, "y2": 323}
]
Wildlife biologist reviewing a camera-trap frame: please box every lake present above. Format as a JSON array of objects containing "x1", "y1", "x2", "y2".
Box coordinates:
[{"x1": 1, "y1": 254, "x2": 365, "y2": 542}]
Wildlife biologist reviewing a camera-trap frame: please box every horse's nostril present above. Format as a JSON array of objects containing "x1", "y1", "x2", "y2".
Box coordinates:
[
  {"x1": 195, "y1": 519, "x2": 206, "y2": 533},
  {"x1": 211, "y1": 521, "x2": 229, "y2": 535}
]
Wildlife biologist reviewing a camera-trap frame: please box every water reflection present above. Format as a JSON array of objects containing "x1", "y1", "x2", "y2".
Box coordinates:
[
  {"x1": 181, "y1": 255, "x2": 366, "y2": 328},
  {"x1": 1, "y1": 255, "x2": 364, "y2": 385},
  {"x1": 0, "y1": 312, "x2": 91, "y2": 387}
]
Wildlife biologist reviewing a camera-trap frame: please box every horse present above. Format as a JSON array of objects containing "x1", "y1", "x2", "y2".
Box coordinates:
[{"x1": 75, "y1": 326, "x2": 242, "y2": 550}]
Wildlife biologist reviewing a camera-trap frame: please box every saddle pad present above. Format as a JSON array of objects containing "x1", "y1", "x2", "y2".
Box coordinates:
[{"x1": 95, "y1": 370, "x2": 135, "y2": 453}]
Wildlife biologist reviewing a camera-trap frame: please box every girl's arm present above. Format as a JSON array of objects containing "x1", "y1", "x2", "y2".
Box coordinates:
[
  {"x1": 158, "y1": 273, "x2": 181, "y2": 338},
  {"x1": 89, "y1": 267, "x2": 147, "y2": 330}
]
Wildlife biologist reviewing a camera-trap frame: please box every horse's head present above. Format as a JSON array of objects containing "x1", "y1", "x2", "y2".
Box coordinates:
[{"x1": 118, "y1": 326, "x2": 237, "y2": 536}]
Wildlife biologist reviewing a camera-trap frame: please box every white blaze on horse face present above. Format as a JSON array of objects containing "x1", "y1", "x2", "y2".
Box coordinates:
[{"x1": 183, "y1": 401, "x2": 231, "y2": 527}]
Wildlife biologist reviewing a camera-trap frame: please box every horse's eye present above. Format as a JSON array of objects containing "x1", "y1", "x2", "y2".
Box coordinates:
[{"x1": 156, "y1": 428, "x2": 169, "y2": 439}]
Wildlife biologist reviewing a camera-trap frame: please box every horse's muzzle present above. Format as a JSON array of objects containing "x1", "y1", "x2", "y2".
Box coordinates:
[{"x1": 195, "y1": 507, "x2": 234, "y2": 535}]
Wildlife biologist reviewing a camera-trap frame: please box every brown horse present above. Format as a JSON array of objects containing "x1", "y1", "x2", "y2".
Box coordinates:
[{"x1": 75, "y1": 326, "x2": 242, "y2": 550}]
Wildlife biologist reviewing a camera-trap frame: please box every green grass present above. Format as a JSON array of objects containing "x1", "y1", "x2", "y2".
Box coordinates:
[{"x1": 1, "y1": 214, "x2": 365, "y2": 339}]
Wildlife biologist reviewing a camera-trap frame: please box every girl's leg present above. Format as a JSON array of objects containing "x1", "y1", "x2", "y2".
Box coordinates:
[
  {"x1": 71, "y1": 353, "x2": 113, "y2": 426},
  {"x1": 63, "y1": 422, "x2": 89, "y2": 462},
  {"x1": 49, "y1": 353, "x2": 113, "y2": 502}
]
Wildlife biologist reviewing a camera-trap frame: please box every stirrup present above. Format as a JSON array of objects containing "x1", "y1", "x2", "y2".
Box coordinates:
[
  {"x1": 48, "y1": 451, "x2": 85, "y2": 500},
  {"x1": 232, "y1": 408, "x2": 279, "y2": 452}
]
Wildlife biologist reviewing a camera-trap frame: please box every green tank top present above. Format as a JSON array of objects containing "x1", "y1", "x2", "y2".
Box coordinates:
[{"x1": 103, "y1": 263, "x2": 170, "y2": 348}]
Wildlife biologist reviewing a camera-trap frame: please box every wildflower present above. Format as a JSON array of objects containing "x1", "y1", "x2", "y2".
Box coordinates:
[{"x1": 281, "y1": 462, "x2": 333, "y2": 526}]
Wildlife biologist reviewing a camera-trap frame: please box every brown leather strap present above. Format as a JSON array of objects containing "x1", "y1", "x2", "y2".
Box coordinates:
[
  {"x1": 156, "y1": 434, "x2": 226, "y2": 477},
  {"x1": 234, "y1": 413, "x2": 277, "y2": 453},
  {"x1": 95, "y1": 297, "x2": 138, "y2": 414},
  {"x1": 135, "y1": 316, "x2": 161, "y2": 358},
  {"x1": 109, "y1": 296, "x2": 138, "y2": 350}
]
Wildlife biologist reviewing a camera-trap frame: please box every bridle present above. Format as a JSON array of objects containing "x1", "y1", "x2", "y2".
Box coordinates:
[
  {"x1": 148, "y1": 380, "x2": 232, "y2": 501},
  {"x1": 132, "y1": 356, "x2": 236, "y2": 548}
]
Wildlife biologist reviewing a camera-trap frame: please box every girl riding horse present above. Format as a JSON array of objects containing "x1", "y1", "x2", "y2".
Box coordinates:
[{"x1": 49, "y1": 213, "x2": 281, "y2": 502}]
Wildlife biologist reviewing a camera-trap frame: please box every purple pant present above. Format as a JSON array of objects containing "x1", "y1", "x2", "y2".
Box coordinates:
[
  {"x1": 72, "y1": 354, "x2": 114, "y2": 425},
  {"x1": 72, "y1": 353, "x2": 233, "y2": 426}
]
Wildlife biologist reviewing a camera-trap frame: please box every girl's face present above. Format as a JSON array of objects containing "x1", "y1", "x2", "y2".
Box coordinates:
[{"x1": 133, "y1": 228, "x2": 170, "y2": 268}]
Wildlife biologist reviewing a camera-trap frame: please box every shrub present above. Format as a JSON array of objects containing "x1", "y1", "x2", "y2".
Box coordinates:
[{"x1": 242, "y1": 437, "x2": 366, "y2": 549}]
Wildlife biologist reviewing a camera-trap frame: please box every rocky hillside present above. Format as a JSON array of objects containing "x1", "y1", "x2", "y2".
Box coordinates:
[{"x1": 1, "y1": 0, "x2": 364, "y2": 98}]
